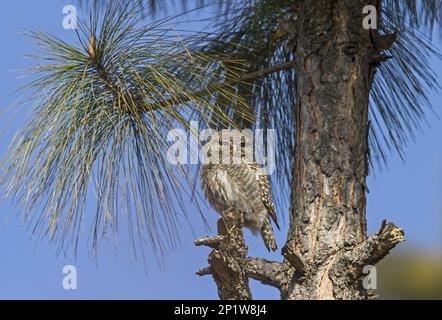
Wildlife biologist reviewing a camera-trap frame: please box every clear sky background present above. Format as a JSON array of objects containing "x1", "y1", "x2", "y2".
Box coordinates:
[{"x1": 0, "y1": 1, "x2": 440, "y2": 300}]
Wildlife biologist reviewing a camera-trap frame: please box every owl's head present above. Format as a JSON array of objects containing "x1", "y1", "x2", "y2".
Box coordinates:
[{"x1": 202, "y1": 130, "x2": 254, "y2": 165}]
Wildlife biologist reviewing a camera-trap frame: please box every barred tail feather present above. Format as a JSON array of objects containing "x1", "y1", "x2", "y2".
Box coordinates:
[{"x1": 261, "y1": 220, "x2": 277, "y2": 251}]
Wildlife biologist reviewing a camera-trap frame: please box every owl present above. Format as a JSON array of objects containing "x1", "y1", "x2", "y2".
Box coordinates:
[{"x1": 200, "y1": 132, "x2": 279, "y2": 251}]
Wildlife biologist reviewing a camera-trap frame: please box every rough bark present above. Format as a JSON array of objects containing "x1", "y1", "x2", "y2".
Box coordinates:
[
  {"x1": 283, "y1": 0, "x2": 374, "y2": 300},
  {"x1": 196, "y1": 0, "x2": 405, "y2": 300},
  {"x1": 196, "y1": 216, "x2": 293, "y2": 299}
]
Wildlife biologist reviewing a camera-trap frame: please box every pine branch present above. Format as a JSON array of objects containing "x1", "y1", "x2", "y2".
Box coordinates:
[
  {"x1": 143, "y1": 61, "x2": 296, "y2": 112},
  {"x1": 343, "y1": 222, "x2": 405, "y2": 270},
  {"x1": 244, "y1": 258, "x2": 291, "y2": 289},
  {"x1": 0, "y1": 0, "x2": 254, "y2": 257}
]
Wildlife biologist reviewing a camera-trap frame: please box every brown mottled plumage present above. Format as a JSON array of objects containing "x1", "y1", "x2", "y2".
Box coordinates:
[{"x1": 200, "y1": 133, "x2": 279, "y2": 251}]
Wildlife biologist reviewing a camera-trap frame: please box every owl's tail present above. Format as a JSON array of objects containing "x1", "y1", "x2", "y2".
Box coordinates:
[{"x1": 261, "y1": 220, "x2": 277, "y2": 251}]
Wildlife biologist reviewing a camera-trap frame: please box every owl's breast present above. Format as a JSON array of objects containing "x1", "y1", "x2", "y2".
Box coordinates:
[{"x1": 201, "y1": 165, "x2": 238, "y2": 215}]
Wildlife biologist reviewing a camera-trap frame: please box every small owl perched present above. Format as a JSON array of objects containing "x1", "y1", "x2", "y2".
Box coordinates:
[{"x1": 200, "y1": 132, "x2": 279, "y2": 251}]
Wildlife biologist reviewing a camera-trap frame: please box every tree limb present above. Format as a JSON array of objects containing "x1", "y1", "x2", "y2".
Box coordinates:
[
  {"x1": 282, "y1": 245, "x2": 307, "y2": 275},
  {"x1": 196, "y1": 266, "x2": 212, "y2": 276},
  {"x1": 195, "y1": 235, "x2": 224, "y2": 249},
  {"x1": 339, "y1": 221, "x2": 405, "y2": 277},
  {"x1": 244, "y1": 258, "x2": 291, "y2": 289},
  {"x1": 196, "y1": 215, "x2": 252, "y2": 300},
  {"x1": 353, "y1": 222, "x2": 405, "y2": 266}
]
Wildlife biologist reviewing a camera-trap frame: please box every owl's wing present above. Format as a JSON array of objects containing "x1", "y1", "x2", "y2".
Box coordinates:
[
  {"x1": 224, "y1": 164, "x2": 259, "y2": 213},
  {"x1": 258, "y1": 173, "x2": 280, "y2": 230},
  {"x1": 246, "y1": 163, "x2": 280, "y2": 230}
]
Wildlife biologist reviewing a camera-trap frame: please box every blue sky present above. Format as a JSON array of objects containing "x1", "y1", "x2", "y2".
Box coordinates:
[{"x1": 0, "y1": 1, "x2": 441, "y2": 300}]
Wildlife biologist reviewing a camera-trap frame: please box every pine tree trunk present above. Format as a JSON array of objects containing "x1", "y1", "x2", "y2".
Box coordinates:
[
  {"x1": 283, "y1": 0, "x2": 373, "y2": 300},
  {"x1": 197, "y1": 0, "x2": 404, "y2": 300}
]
